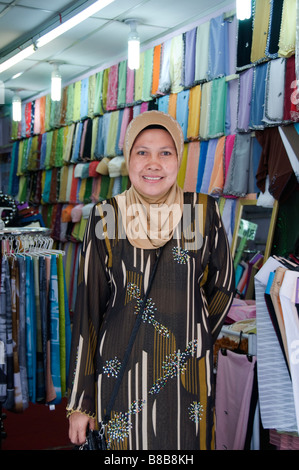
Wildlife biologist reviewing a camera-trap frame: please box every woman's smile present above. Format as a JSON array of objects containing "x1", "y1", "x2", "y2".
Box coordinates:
[{"x1": 129, "y1": 128, "x2": 179, "y2": 198}]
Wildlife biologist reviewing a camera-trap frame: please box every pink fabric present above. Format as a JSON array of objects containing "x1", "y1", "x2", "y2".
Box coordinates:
[
  {"x1": 226, "y1": 299, "x2": 256, "y2": 322},
  {"x1": 126, "y1": 66, "x2": 135, "y2": 105},
  {"x1": 215, "y1": 350, "x2": 257, "y2": 450},
  {"x1": 118, "y1": 107, "x2": 133, "y2": 151},
  {"x1": 184, "y1": 141, "x2": 200, "y2": 192},
  {"x1": 106, "y1": 64, "x2": 118, "y2": 111}
]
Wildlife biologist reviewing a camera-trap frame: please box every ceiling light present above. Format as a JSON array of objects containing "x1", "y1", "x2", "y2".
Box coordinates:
[
  {"x1": 51, "y1": 63, "x2": 62, "y2": 101},
  {"x1": 125, "y1": 19, "x2": 140, "y2": 70},
  {"x1": 12, "y1": 94, "x2": 22, "y2": 121},
  {"x1": 0, "y1": 44, "x2": 35, "y2": 74},
  {"x1": 236, "y1": 0, "x2": 252, "y2": 20},
  {"x1": 0, "y1": 0, "x2": 115, "y2": 75},
  {"x1": 36, "y1": 0, "x2": 115, "y2": 48}
]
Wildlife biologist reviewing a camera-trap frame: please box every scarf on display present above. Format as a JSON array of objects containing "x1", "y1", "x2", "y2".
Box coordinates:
[
  {"x1": 115, "y1": 110, "x2": 184, "y2": 250},
  {"x1": 250, "y1": 0, "x2": 271, "y2": 64}
]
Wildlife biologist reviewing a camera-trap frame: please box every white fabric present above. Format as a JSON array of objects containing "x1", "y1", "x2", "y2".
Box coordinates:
[
  {"x1": 279, "y1": 270, "x2": 299, "y2": 431},
  {"x1": 254, "y1": 257, "x2": 297, "y2": 432}
]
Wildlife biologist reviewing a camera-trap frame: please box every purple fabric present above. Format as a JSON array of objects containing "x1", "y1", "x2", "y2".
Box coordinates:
[
  {"x1": 215, "y1": 350, "x2": 257, "y2": 450},
  {"x1": 184, "y1": 27, "x2": 197, "y2": 87},
  {"x1": 237, "y1": 68, "x2": 254, "y2": 131}
]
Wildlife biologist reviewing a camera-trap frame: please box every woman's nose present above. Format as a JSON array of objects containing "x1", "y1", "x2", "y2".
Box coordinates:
[{"x1": 146, "y1": 154, "x2": 162, "y2": 169}]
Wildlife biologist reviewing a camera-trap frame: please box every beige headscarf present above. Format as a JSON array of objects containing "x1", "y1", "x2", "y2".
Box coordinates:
[{"x1": 115, "y1": 111, "x2": 184, "y2": 249}]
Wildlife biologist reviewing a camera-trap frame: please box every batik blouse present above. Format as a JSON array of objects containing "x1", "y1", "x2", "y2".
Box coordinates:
[{"x1": 67, "y1": 192, "x2": 234, "y2": 450}]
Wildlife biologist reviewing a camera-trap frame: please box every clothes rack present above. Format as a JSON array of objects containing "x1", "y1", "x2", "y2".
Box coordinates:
[{"x1": 0, "y1": 227, "x2": 71, "y2": 447}]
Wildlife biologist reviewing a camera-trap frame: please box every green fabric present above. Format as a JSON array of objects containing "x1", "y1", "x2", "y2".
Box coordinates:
[
  {"x1": 208, "y1": 77, "x2": 227, "y2": 138},
  {"x1": 117, "y1": 60, "x2": 127, "y2": 107}
]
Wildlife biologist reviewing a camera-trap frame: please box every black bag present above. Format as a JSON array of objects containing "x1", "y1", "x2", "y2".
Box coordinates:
[
  {"x1": 78, "y1": 248, "x2": 163, "y2": 450},
  {"x1": 78, "y1": 424, "x2": 107, "y2": 450}
]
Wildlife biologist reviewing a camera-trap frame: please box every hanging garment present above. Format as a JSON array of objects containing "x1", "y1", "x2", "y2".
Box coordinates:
[
  {"x1": 183, "y1": 141, "x2": 200, "y2": 193},
  {"x1": 175, "y1": 90, "x2": 189, "y2": 140},
  {"x1": 184, "y1": 27, "x2": 197, "y2": 87},
  {"x1": 209, "y1": 77, "x2": 227, "y2": 138},
  {"x1": 106, "y1": 64, "x2": 119, "y2": 111},
  {"x1": 80, "y1": 78, "x2": 89, "y2": 119},
  {"x1": 266, "y1": 0, "x2": 284, "y2": 58},
  {"x1": 117, "y1": 60, "x2": 127, "y2": 108},
  {"x1": 87, "y1": 75, "x2": 96, "y2": 118},
  {"x1": 278, "y1": 270, "x2": 299, "y2": 430},
  {"x1": 249, "y1": 63, "x2": 267, "y2": 129},
  {"x1": 158, "y1": 39, "x2": 172, "y2": 94},
  {"x1": 142, "y1": 48, "x2": 154, "y2": 102},
  {"x1": 200, "y1": 138, "x2": 218, "y2": 194},
  {"x1": 199, "y1": 81, "x2": 212, "y2": 140},
  {"x1": 236, "y1": 17, "x2": 253, "y2": 70},
  {"x1": 196, "y1": 140, "x2": 209, "y2": 193},
  {"x1": 223, "y1": 133, "x2": 252, "y2": 197},
  {"x1": 278, "y1": 125, "x2": 299, "y2": 182},
  {"x1": 135, "y1": 52, "x2": 145, "y2": 103},
  {"x1": 215, "y1": 349, "x2": 257, "y2": 450},
  {"x1": 250, "y1": 0, "x2": 271, "y2": 64},
  {"x1": 93, "y1": 71, "x2": 104, "y2": 116},
  {"x1": 255, "y1": 257, "x2": 298, "y2": 432},
  {"x1": 225, "y1": 78, "x2": 238, "y2": 135},
  {"x1": 151, "y1": 44, "x2": 162, "y2": 96},
  {"x1": 194, "y1": 21, "x2": 210, "y2": 82},
  {"x1": 256, "y1": 126, "x2": 298, "y2": 201},
  {"x1": 187, "y1": 85, "x2": 201, "y2": 140},
  {"x1": 126, "y1": 66, "x2": 135, "y2": 105},
  {"x1": 264, "y1": 57, "x2": 286, "y2": 124},
  {"x1": 208, "y1": 15, "x2": 229, "y2": 80},
  {"x1": 237, "y1": 67, "x2": 254, "y2": 132},
  {"x1": 208, "y1": 136, "x2": 226, "y2": 195},
  {"x1": 284, "y1": 55, "x2": 299, "y2": 121},
  {"x1": 278, "y1": 0, "x2": 296, "y2": 58},
  {"x1": 169, "y1": 35, "x2": 184, "y2": 93}
]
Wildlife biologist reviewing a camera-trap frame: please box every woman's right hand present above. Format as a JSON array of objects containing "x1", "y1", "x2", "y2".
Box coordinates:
[{"x1": 68, "y1": 411, "x2": 95, "y2": 446}]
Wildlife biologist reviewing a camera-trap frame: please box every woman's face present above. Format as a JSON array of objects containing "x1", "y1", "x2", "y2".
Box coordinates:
[{"x1": 128, "y1": 127, "x2": 179, "y2": 199}]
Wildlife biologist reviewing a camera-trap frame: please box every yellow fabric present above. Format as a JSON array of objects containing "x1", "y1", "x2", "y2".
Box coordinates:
[
  {"x1": 187, "y1": 85, "x2": 201, "y2": 140},
  {"x1": 250, "y1": 0, "x2": 271, "y2": 63},
  {"x1": 278, "y1": 0, "x2": 296, "y2": 58}
]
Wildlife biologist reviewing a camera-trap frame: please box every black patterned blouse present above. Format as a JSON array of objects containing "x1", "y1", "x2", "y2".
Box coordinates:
[{"x1": 67, "y1": 192, "x2": 234, "y2": 450}]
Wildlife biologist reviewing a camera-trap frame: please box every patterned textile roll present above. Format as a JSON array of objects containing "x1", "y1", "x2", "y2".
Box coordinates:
[
  {"x1": 106, "y1": 64, "x2": 119, "y2": 111},
  {"x1": 117, "y1": 60, "x2": 127, "y2": 108}
]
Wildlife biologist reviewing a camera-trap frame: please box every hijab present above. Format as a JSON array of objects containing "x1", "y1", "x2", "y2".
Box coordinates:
[{"x1": 115, "y1": 110, "x2": 184, "y2": 249}]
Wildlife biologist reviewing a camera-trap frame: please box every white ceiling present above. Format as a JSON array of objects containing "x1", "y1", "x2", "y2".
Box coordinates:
[{"x1": 0, "y1": 0, "x2": 234, "y2": 107}]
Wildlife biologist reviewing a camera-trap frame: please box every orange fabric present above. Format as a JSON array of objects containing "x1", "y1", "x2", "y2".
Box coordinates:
[
  {"x1": 208, "y1": 136, "x2": 226, "y2": 195},
  {"x1": 183, "y1": 141, "x2": 200, "y2": 193},
  {"x1": 168, "y1": 93, "x2": 177, "y2": 118},
  {"x1": 151, "y1": 44, "x2": 162, "y2": 95}
]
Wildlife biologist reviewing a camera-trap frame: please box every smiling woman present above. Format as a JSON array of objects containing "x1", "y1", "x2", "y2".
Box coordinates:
[{"x1": 67, "y1": 111, "x2": 235, "y2": 450}]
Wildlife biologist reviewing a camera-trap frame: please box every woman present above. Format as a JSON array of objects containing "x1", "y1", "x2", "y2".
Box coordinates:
[{"x1": 67, "y1": 111, "x2": 234, "y2": 450}]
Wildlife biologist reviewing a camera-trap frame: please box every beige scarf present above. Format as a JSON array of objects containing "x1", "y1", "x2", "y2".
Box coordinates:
[
  {"x1": 115, "y1": 111, "x2": 185, "y2": 249},
  {"x1": 116, "y1": 183, "x2": 183, "y2": 249}
]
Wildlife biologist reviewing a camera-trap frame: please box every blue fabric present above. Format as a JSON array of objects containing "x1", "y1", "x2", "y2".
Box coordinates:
[
  {"x1": 26, "y1": 256, "x2": 36, "y2": 402},
  {"x1": 250, "y1": 63, "x2": 267, "y2": 129},
  {"x1": 200, "y1": 139, "x2": 218, "y2": 194},
  {"x1": 208, "y1": 15, "x2": 229, "y2": 80},
  {"x1": 49, "y1": 255, "x2": 61, "y2": 404},
  {"x1": 80, "y1": 78, "x2": 89, "y2": 119},
  {"x1": 196, "y1": 141, "x2": 209, "y2": 193},
  {"x1": 158, "y1": 95, "x2": 170, "y2": 113},
  {"x1": 176, "y1": 90, "x2": 190, "y2": 139},
  {"x1": 71, "y1": 121, "x2": 84, "y2": 163}
]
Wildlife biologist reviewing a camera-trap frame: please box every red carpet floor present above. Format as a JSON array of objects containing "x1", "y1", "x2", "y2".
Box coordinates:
[{"x1": 1, "y1": 398, "x2": 72, "y2": 450}]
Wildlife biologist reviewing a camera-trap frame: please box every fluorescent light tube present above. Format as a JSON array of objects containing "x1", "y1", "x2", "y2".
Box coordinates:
[
  {"x1": 12, "y1": 95, "x2": 22, "y2": 121},
  {"x1": 37, "y1": 0, "x2": 115, "y2": 48},
  {"x1": 0, "y1": 45, "x2": 35, "y2": 74}
]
